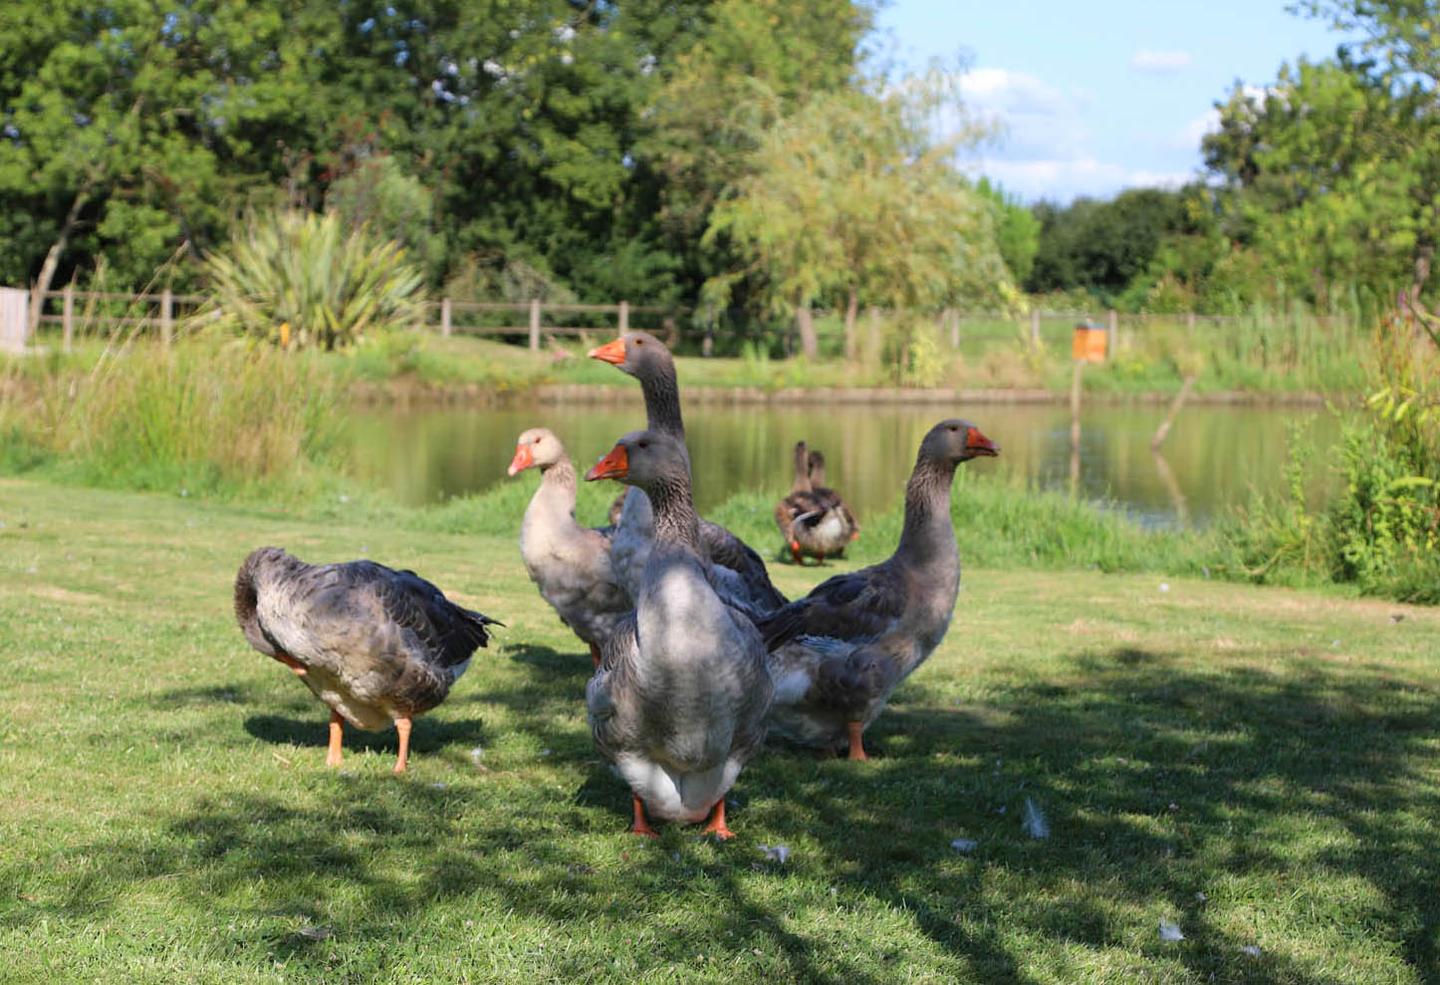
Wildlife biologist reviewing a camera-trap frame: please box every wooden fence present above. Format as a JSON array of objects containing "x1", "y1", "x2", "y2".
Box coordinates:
[{"x1": 10, "y1": 286, "x2": 674, "y2": 353}]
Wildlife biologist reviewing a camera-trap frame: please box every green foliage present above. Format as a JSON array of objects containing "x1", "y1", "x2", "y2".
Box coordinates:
[
  {"x1": 977, "y1": 178, "x2": 1041, "y2": 285},
  {"x1": 199, "y1": 210, "x2": 426, "y2": 350},
  {"x1": 705, "y1": 64, "x2": 1009, "y2": 352},
  {"x1": 1026, "y1": 187, "x2": 1197, "y2": 301},
  {"x1": 2, "y1": 338, "x2": 344, "y2": 498},
  {"x1": 1218, "y1": 313, "x2": 1440, "y2": 601},
  {"x1": 0, "y1": 0, "x2": 329, "y2": 290}
]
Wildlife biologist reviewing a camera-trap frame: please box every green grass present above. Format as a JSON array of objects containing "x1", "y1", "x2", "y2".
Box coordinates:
[{"x1": 3, "y1": 478, "x2": 1439, "y2": 982}]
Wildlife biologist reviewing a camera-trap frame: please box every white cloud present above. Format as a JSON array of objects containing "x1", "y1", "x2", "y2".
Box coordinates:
[
  {"x1": 1130, "y1": 49, "x2": 1193, "y2": 73},
  {"x1": 1173, "y1": 108, "x2": 1219, "y2": 150},
  {"x1": 959, "y1": 68, "x2": 1070, "y2": 116},
  {"x1": 961, "y1": 156, "x2": 1192, "y2": 201}
]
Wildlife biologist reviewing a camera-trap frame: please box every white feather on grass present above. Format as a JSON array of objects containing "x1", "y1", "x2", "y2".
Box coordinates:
[
  {"x1": 1158, "y1": 920, "x2": 1185, "y2": 942},
  {"x1": 1021, "y1": 797, "x2": 1050, "y2": 840}
]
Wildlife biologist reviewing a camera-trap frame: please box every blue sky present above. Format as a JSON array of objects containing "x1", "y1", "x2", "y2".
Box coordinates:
[{"x1": 876, "y1": 0, "x2": 1356, "y2": 202}]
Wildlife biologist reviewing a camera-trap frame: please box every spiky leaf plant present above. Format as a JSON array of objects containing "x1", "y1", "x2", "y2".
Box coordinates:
[{"x1": 198, "y1": 210, "x2": 425, "y2": 350}]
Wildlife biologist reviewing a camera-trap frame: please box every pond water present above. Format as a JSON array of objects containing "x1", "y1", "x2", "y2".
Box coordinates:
[{"x1": 348, "y1": 398, "x2": 1345, "y2": 528}]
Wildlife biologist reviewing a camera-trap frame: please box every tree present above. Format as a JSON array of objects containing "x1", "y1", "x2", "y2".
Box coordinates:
[
  {"x1": 977, "y1": 178, "x2": 1040, "y2": 285},
  {"x1": 0, "y1": 0, "x2": 333, "y2": 311},
  {"x1": 1203, "y1": 55, "x2": 1440, "y2": 305},
  {"x1": 1026, "y1": 188, "x2": 1192, "y2": 300},
  {"x1": 704, "y1": 70, "x2": 1005, "y2": 358}
]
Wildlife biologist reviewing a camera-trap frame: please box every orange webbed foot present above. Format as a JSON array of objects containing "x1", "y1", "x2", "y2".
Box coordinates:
[
  {"x1": 846, "y1": 721, "x2": 869, "y2": 762},
  {"x1": 326, "y1": 710, "x2": 344, "y2": 768},
  {"x1": 701, "y1": 800, "x2": 733, "y2": 840},
  {"x1": 630, "y1": 795, "x2": 660, "y2": 839}
]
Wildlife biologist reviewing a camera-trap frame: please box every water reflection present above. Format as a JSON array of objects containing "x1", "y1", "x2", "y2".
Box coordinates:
[{"x1": 347, "y1": 400, "x2": 1343, "y2": 527}]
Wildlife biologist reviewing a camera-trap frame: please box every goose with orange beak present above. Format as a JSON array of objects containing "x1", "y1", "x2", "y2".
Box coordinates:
[
  {"x1": 587, "y1": 332, "x2": 786, "y2": 617},
  {"x1": 582, "y1": 430, "x2": 773, "y2": 839},
  {"x1": 508, "y1": 427, "x2": 629, "y2": 669},
  {"x1": 754, "y1": 419, "x2": 999, "y2": 761}
]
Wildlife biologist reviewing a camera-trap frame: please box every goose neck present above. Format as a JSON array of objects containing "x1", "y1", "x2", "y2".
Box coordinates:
[{"x1": 896, "y1": 457, "x2": 958, "y2": 566}]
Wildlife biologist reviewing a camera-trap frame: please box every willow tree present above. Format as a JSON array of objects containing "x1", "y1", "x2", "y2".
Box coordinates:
[{"x1": 703, "y1": 67, "x2": 1005, "y2": 358}]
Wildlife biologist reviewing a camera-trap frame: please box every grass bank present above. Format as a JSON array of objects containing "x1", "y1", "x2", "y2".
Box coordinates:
[{"x1": 2, "y1": 478, "x2": 1438, "y2": 983}]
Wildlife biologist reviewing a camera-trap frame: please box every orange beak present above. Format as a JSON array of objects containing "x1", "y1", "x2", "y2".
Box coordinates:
[
  {"x1": 966, "y1": 427, "x2": 999, "y2": 457},
  {"x1": 588, "y1": 338, "x2": 627, "y2": 365},
  {"x1": 585, "y1": 444, "x2": 629, "y2": 481},
  {"x1": 507, "y1": 444, "x2": 534, "y2": 476}
]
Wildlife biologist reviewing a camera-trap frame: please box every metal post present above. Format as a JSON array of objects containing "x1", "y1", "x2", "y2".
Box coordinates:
[
  {"x1": 161, "y1": 288, "x2": 174, "y2": 346},
  {"x1": 440, "y1": 297, "x2": 452, "y2": 338},
  {"x1": 62, "y1": 285, "x2": 75, "y2": 352},
  {"x1": 528, "y1": 298, "x2": 541, "y2": 352},
  {"x1": 618, "y1": 300, "x2": 629, "y2": 334}
]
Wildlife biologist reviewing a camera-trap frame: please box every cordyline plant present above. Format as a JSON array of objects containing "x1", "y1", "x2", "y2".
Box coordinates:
[{"x1": 197, "y1": 210, "x2": 426, "y2": 350}]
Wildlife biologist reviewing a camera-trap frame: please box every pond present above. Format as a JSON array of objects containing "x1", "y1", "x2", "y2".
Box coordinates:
[{"x1": 347, "y1": 398, "x2": 1344, "y2": 528}]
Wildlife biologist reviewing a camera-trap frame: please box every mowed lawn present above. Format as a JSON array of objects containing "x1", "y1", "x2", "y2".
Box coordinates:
[{"x1": 1, "y1": 478, "x2": 1438, "y2": 984}]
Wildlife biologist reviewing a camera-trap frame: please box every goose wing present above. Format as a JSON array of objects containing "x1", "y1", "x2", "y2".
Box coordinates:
[
  {"x1": 755, "y1": 563, "x2": 906, "y2": 652},
  {"x1": 348, "y1": 562, "x2": 500, "y2": 669}
]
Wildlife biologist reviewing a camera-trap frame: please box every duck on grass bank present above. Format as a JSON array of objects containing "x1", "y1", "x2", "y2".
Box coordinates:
[
  {"x1": 588, "y1": 331, "x2": 786, "y2": 617},
  {"x1": 509, "y1": 427, "x2": 629, "y2": 669},
  {"x1": 584, "y1": 430, "x2": 773, "y2": 839},
  {"x1": 234, "y1": 547, "x2": 500, "y2": 772},
  {"x1": 775, "y1": 442, "x2": 859, "y2": 565},
  {"x1": 757, "y1": 419, "x2": 998, "y2": 761}
]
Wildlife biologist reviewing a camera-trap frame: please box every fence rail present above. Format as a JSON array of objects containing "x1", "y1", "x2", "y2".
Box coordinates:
[
  {"x1": 10, "y1": 286, "x2": 676, "y2": 353},
  {"x1": 3, "y1": 282, "x2": 1369, "y2": 371}
]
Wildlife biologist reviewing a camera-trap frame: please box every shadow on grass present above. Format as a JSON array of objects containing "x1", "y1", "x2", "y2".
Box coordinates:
[{"x1": 14, "y1": 645, "x2": 1440, "y2": 981}]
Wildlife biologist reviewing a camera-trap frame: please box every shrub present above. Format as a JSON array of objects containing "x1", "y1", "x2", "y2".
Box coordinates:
[{"x1": 198, "y1": 210, "x2": 426, "y2": 350}]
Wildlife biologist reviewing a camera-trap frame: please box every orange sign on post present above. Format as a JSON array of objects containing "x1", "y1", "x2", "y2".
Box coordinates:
[{"x1": 1071, "y1": 321, "x2": 1107, "y2": 362}]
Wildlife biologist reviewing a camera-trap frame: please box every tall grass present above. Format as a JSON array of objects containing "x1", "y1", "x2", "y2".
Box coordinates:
[{"x1": 2, "y1": 337, "x2": 344, "y2": 499}]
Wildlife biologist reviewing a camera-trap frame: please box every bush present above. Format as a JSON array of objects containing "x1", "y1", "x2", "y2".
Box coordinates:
[
  {"x1": 1217, "y1": 314, "x2": 1440, "y2": 602},
  {"x1": 198, "y1": 210, "x2": 426, "y2": 350}
]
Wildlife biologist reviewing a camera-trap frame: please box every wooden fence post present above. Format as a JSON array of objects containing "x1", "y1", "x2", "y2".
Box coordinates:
[
  {"x1": 947, "y1": 309, "x2": 959, "y2": 349},
  {"x1": 1186, "y1": 311, "x2": 1197, "y2": 331},
  {"x1": 440, "y1": 297, "x2": 452, "y2": 337},
  {"x1": 528, "y1": 298, "x2": 541, "y2": 352},
  {"x1": 28, "y1": 285, "x2": 42, "y2": 341},
  {"x1": 1030, "y1": 308, "x2": 1041, "y2": 347},
  {"x1": 618, "y1": 300, "x2": 629, "y2": 334},
  {"x1": 160, "y1": 288, "x2": 174, "y2": 346},
  {"x1": 1107, "y1": 309, "x2": 1118, "y2": 354},
  {"x1": 62, "y1": 284, "x2": 75, "y2": 352},
  {"x1": 1069, "y1": 358, "x2": 1084, "y2": 498}
]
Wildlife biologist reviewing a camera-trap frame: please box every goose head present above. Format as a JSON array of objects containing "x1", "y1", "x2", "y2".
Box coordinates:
[
  {"x1": 507, "y1": 427, "x2": 566, "y2": 476},
  {"x1": 586, "y1": 331, "x2": 674, "y2": 382},
  {"x1": 921, "y1": 419, "x2": 999, "y2": 465},
  {"x1": 584, "y1": 429, "x2": 690, "y2": 494}
]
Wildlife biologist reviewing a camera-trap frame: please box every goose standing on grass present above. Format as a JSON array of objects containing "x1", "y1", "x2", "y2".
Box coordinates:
[
  {"x1": 775, "y1": 444, "x2": 860, "y2": 564},
  {"x1": 774, "y1": 440, "x2": 817, "y2": 563},
  {"x1": 509, "y1": 427, "x2": 629, "y2": 668},
  {"x1": 756, "y1": 420, "x2": 998, "y2": 760},
  {"x1": 806, "y1": 450, "x2": 860, "y2": 550},
  {"x1": 583, "y1": 430, "x2": 773, "y2": 839},
  {"x1": 234, "y1": 547, "x2": 500, "y2": 772},
  {"x1": 588, "y1": 331, "x2": 786, "y2": 615}
]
